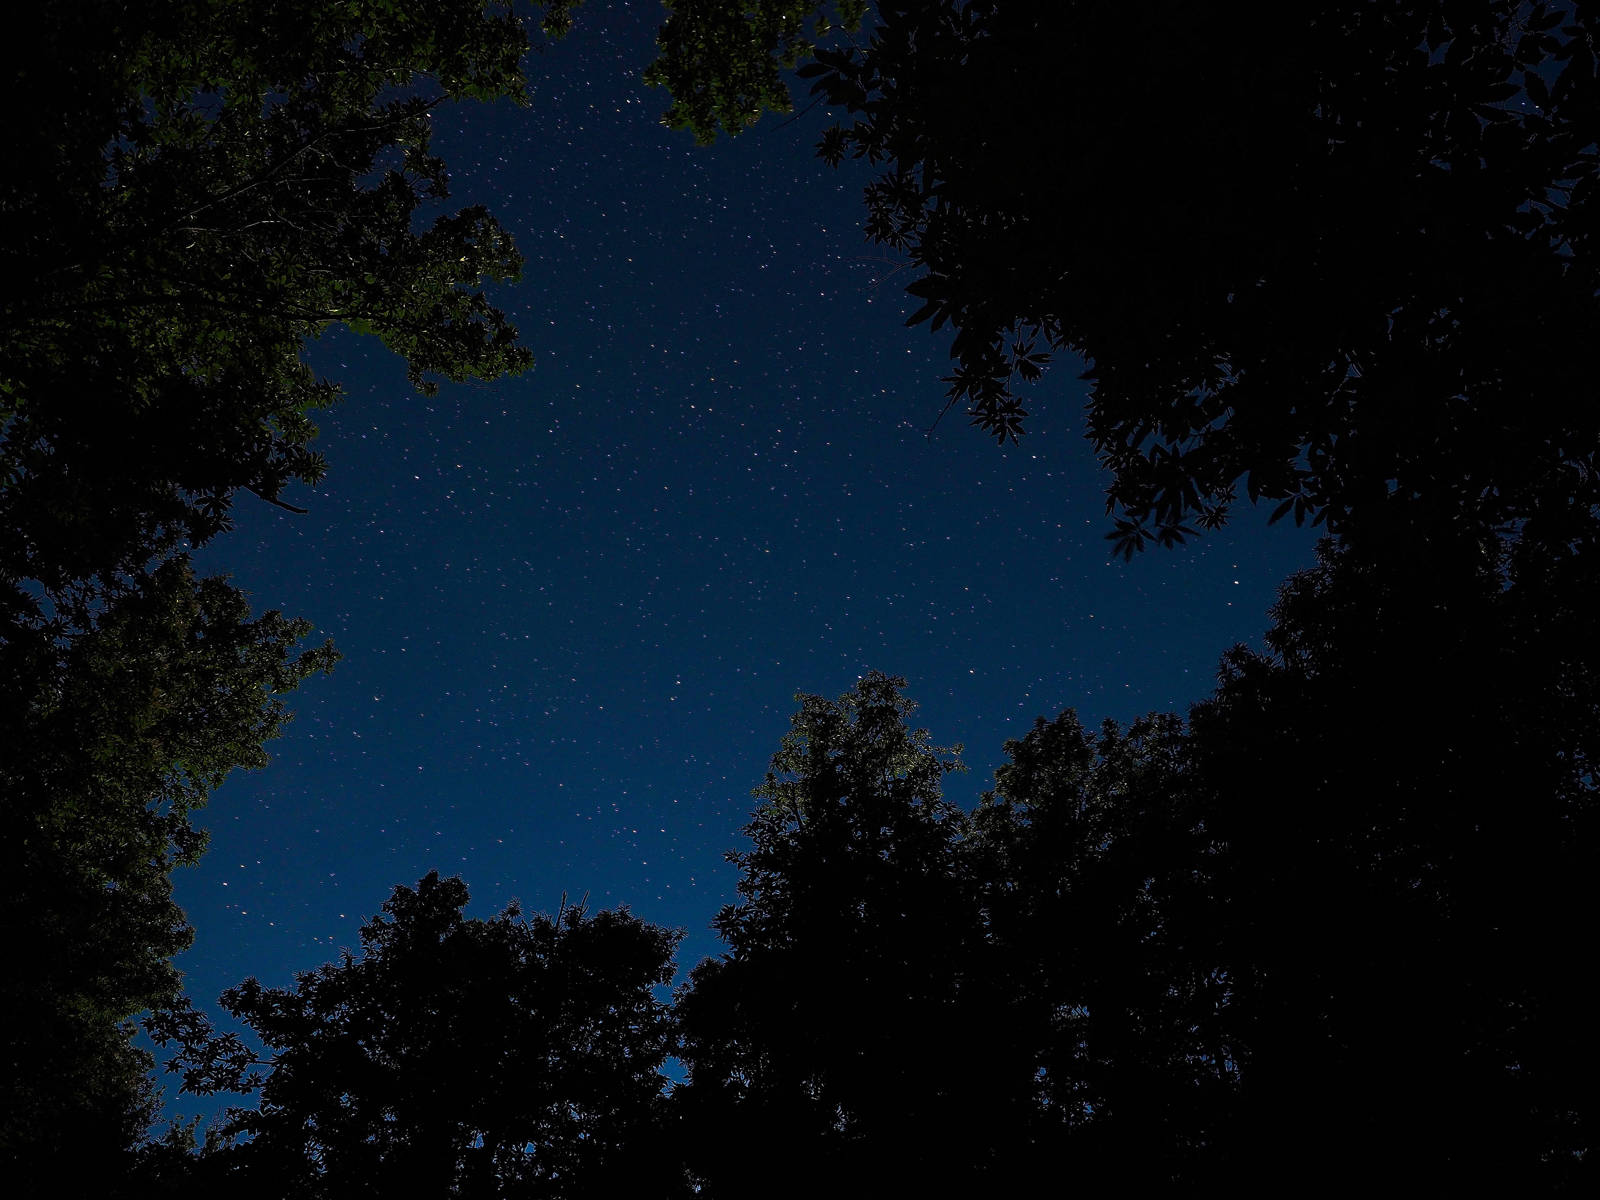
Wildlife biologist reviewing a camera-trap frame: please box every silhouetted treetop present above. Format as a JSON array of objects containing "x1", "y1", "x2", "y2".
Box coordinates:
[
  {"x1": 149, "y1": 871, "x2": 686, "y2": 1198},
  {"x1": 651, "y1": 1, "x2": 1600, "y2": 556},
  {"x1": 966, "y1": 708, "x2": 1237, "y2": 1187},
  {"x1": 714, "y1": 669, "x2": 967, "y2": 951},
  {"x1": 675, "y1": 674, "x2": 1237, "y2": 1192},
  {"x1": 671, "y1": 672, "x2": 986, "y2": 1195}
]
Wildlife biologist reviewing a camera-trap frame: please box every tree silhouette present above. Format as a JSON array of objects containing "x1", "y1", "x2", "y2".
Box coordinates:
[
  {"x1": 1184, "y1": 536, "x2": 1600, "y2": 1190},
  {"x1": 3, "y1": 0, "x2": 577, "y2": 617},
  {"x1": 1, "y1": 2, "x2": 580, "y2": 1185},
  {"x1": 147, "y1": 872, "x2": 687, "y2": 1199},
  {"x1": 673, "y1": 674, "x2": 1241, "y2": 1192},
  {"x1": 651, "y1": 8, "x2": 1600, "y2": 1182},
  {"x1": 968, "y1": 709, "x2": 1236, "y2": 1188},
  {"x1": 651, "y1": 1, "x2": 1600, "y2": 556},
  {"x1": 672, "y1": 626, "x2": 1600, "y2": 1188},
  {"x1": 972, "y1": 536, "x2": 1598, "y2": 1188},
  {"x1": 0, "y1": 560, "x2": 334, "y2": 1192},
  {"x1": 670, "y1": 672, "x2": 996, "y2": 1195}
]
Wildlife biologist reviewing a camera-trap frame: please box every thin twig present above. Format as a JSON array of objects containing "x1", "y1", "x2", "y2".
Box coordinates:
[
  {"x1": 925, "y1": 393, "x2": 961, "y2": 439},
  {"x1": 246, "y1": 485, "x2": 308, "y2": 514},
  {"x1": 766, "y1": 92, "x2": 828, "y2": 135}
]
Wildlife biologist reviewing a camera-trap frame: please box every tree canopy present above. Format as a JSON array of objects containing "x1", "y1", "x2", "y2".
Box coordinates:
[
  {"x1": 114, "y1": 653, "x2": 1597, "y2": 1191},
  {"x1": 650, "y1": 0, "x2": 1600, "y2": 556},
  {"x1": 1, "y1": 2, "x2": 579, "y2": 1185},
  {"x1": 674, "y1": 674, "x2": 1230, "y2": 1192},
  {"x1": 667, "y1": 641, "x2": 1598, "y2": 1188},
  {"x1": 1183, "y1": 537, "x2": 1599, "y2": 1189},
  {"x1": 147, "y1": 872, "x2": 685, "y2": 1199},
  {"x1": 671, "y1": 672, "x2": 988, "y2": 1195},
  {"x1": 7, "y1": 0, "x2": 1599, "y2": 1190},
  {"x1": 2, "y1": 0, "x2": 576, "y2": 620},
  {"x1": 1, "y1": 559, "x2": 334, "y2": 1190},
  {"x1": 969, "y1": 708, "x2": 1234, "y2": 1187},
  {"x1": 646, "y1": 19, "x2": 1600, "y2": 1176}
]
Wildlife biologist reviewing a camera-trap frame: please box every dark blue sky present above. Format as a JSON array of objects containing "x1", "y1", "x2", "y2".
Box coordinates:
[{"x1": 168, "y1": 0, "x2": 1316, "y2": 1120}]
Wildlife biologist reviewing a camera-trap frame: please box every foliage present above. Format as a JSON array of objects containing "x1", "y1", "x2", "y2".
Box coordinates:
[
  {"x1": 147, "y1": 871, "x2": 686, "y2": 1199},
  {"x1": 674, "y1": 673, "x2": 1234, "y2": 1191},
  {"x1": 675, "y1": 619, "x2": 1600, "y2": 1187},
  {"x1": 969, "y1": 709, "x2": 1234, "y2": 1187},
  {"x1": 649, "y1": 4, "x2": 1600, "y2": 1167},
  {"x1": 1, "y1": 0, "x2": 578, "y2": 618},
  {"x1": 0, "y1": 559, "x2": 335, "y2": 1191},
  {"x1": 650, "y1": 1, "x2": 1600, "y2": 557},
  {"x1": 645, "y1": 0, "x2": 868, "y2": 144},
  {"x1": 1183, "y1": 535, "x2": 1600, "y2": 1190},
  {"x1": 671, "y1": 671, "x2": 986, "y2": 1194},
  {"x1": 0, "y1": 1, "x2": 580, "y2": 1184}
]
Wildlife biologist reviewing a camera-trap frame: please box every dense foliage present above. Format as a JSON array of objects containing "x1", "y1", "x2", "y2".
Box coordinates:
[
  {"x1": 2, "y1": 0, "x2": 574, "y2": 614},
  {"x1": 686, "y1": 657, "x2": 1596, "y2": 1189},
  {"x1": 1, "y1": 562, "x2": 336, "y2": 1189},
  {"x1": 1, "y1": 2, "x2": 574, "y2": 1187},
  {"x1": 669, "y1": 675, "x2": 1239, "y2": 1192},
  {"x1": 651, "y1": 0, "x2": 1600, "y2": 557},
  {"x1": 670, "y1": 673, "x2": 988, "y2": 1195},
  {"x1": 641, "y1": 24, "x2": 1600, "y2": 1178},
  {"x1": 147, "y1": 872, "x2": 684, "y2": 1199},
  {"x1": 1187, "y1": 539, "x2": 1599, "y2": 1189},
  {"x1": 148, "y1": 662, "x2": 1593, "y2": 1191}
]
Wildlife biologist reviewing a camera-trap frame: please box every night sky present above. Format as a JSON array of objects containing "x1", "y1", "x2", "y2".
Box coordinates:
[{"x1": 167, "y1": 0, "x2": 1316, "y2": 1119}]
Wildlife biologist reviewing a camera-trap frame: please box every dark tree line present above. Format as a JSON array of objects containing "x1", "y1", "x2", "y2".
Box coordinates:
[
  {"x1": 143, "y1": 872, "x2": 685, "y2": 1199},
  {"x1": 139, "y1": 657, "x2": 1596, "y2": 1193},
  {"x1": 1187, "y1": 541, "x2": 1599, "y2": 1188}
]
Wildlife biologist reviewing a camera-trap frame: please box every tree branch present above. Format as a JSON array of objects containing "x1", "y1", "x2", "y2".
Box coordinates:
[{"x1": 246, "y1": 485, "x2": 308, "y2": 514}]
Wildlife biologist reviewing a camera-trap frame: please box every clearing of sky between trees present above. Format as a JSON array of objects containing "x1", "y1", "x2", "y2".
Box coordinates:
[{"x1": 3, "y1": 1, "x2": 1598, "y2": 1195}]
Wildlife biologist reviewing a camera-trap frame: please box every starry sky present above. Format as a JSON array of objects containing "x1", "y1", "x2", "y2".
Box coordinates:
[{"x1": 167, "y1": 0, "x2": 1317, "y2": 1118}]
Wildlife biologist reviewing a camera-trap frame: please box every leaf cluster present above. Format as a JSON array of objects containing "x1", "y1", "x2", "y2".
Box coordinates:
[{"x1": 644, "y1": 0, "x2": 868, "y2": 145}]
